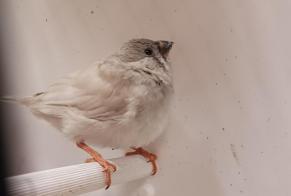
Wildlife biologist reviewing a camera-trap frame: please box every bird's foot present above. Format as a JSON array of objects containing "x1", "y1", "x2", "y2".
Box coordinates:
[
  {"x1": 85, "y1": 158, "x2": 117, "y2": 172},
  {"x1": 126, "y1": 147, "x2": 157, "y2": 175},
  {"x1": 77, "y1": 141, "x2": 116, "y2": 189}
]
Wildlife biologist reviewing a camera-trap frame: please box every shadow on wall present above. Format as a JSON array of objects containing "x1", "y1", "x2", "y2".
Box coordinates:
[
  {"x1": 0, "y1": 1, "x2": 8, "y2": 192},
  {"x1": 0, "y1": 67, "x2": 8, "y2": 196}
]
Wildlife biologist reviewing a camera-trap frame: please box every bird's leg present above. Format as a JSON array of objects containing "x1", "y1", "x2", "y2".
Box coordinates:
[
  {"x1": 125, "y1": 147, "x2": 157, "y2": 175},
  {"x1": 85, "y1": 157, "x2": 96, "y2": 163},
  {"x1": 76, "y1": 141, "x2": 116, "y2": 189}
]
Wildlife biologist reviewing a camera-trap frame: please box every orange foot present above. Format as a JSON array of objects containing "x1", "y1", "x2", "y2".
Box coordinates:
[
  {"x1": 126, "y1": 147, "x2": 157, "y2": 175},
  {"x1": 76, "y1": 141, "x2": 116, "y2": 190}
]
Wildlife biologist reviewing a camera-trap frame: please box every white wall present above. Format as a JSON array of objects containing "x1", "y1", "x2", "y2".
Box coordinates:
[{"x1": 2, "y1": 0, "x2": 291, "y2": 195}]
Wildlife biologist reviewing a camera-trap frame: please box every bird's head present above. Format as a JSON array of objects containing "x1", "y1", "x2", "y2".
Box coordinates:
[{"x1": 117, "y1": 38, "x2": 174, "y2": 65}]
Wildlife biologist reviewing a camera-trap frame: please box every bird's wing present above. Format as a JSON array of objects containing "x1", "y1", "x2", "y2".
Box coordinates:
[{"x1": 29, "y1": 61, "x2": 131, "y2": 123}]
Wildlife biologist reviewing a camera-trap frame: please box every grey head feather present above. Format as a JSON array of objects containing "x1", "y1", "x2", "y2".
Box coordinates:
[
  {"x1": 107, "y1": 38, "x2": 174, "y2": 87},
  {"x1": 118, "y1": 39, "x2": 159, "y2": 62},
  {"x1": 117, "y1": 38, "x2": 173, "y2": 64}
]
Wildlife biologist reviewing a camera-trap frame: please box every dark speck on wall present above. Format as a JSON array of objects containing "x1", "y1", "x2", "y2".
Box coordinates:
[
  {"x1": 230, "y1": 144, "x2": 240, "y2": 165},
  {"x1": 222, "y1": 127, "x2": 225, "y2": 131},
  {"x1": 90, "y1": 10, "x2": 94, "y2": 14},
  {"x1": 45, "y1": 18, "x2": 48, "y2": 22}
]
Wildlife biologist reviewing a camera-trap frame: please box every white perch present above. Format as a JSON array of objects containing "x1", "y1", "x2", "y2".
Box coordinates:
[{"x1": 6, "y1": 155, "x2": 152, "y2": 195}]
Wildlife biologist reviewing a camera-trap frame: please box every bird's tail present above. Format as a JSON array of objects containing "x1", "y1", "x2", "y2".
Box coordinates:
[
  {"x1": 0, "y1": 96, "x2": 34, "y2": 106},
  {"x1": 0, "y1": 96, "x2": 18, "y2": 103}
]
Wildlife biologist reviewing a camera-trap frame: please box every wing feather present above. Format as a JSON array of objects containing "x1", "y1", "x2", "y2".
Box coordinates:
[{"x1": 30, "y1": 62, "x2": 130, "y2": 124}]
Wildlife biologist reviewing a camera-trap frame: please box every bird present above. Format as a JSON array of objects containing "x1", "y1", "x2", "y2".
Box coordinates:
[{"x1": 2, "y1": 38, "x2": 174, "y2": 189}]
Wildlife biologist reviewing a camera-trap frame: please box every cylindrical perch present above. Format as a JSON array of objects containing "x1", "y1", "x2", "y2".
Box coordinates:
[{"x1": 6, "y1": 155, "x2": 152, "y2": 195}]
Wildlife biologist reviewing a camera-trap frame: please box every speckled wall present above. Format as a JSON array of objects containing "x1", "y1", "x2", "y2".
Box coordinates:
[{"x1": 2, "y1": 0, "x2": 291, "y2": 195}]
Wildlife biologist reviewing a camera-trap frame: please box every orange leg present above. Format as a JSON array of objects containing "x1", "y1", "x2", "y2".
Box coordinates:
[
  {"x1": 126, "y1": 147, "x2": 157, "y2": 175},
  {"x1": 76, "y1": 141, "x2": 116, "y2": 189}
]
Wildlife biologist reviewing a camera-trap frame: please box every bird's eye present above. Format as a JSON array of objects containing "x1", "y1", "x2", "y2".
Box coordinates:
[{"x1": 144, "y1": 48, "x2": 153, "y2": 56}]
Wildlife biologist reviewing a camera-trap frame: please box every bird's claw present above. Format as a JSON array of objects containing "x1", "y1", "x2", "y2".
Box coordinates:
[
  {"x1": 86, "y1": 158, "x2": 116, "y2": 172},
  {"x1": 126, "y1": 147, "x2": 158, "y2": 175},
  {"x1": 77, "y1": 141, "x2": 116, "y2": 190},
  {"x1": 106, "y1": 161, "x2": 117, "y2": 172},
  {"x1": 103, "y1": 166, "x2": 113, "y2": 190}
]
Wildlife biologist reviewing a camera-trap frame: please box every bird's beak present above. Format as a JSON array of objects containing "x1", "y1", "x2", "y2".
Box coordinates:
[{"x1": 156, "y1": 40, "x2": 174, "y2": 59}]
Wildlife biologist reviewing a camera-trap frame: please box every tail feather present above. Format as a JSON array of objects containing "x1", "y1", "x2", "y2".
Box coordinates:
[
  {"x1": 0, "y1": 96, "x2": 34, "y2": 106},
  {"x1": 0, "y1": 96, "x2": 18, "y2": 103},
  {"x1": 1, "y1": 92, "x2": 45, "y2": 106}
]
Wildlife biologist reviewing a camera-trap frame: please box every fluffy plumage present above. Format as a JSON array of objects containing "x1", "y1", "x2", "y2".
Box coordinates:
[{"x1": 7, "y1": 39, "x2": 174, "y2": 149}]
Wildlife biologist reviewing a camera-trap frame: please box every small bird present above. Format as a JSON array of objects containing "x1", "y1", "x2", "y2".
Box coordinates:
[{"x1": 2, "y1": 38, "x2": 174, "y2": 189}]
